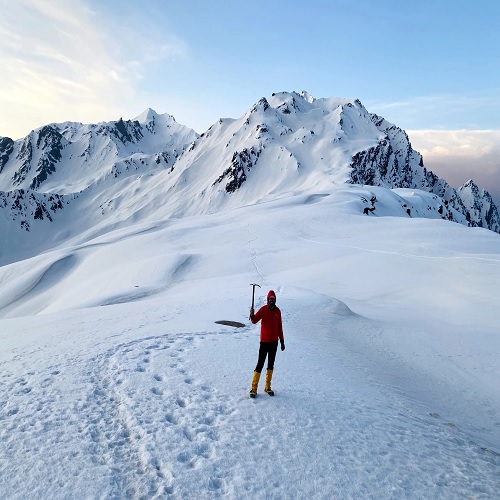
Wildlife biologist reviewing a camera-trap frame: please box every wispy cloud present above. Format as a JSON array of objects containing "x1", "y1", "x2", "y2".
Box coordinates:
[
  {"x1": 367, "y1": 93, "x2": 500, "y2": 130},
  {"x1": 0, "y1": 0, "x2": 188, "y2": 138},
  {"x1": 408, "y1": 130, "x2": 500, "y2": 159},
  {"x1": 408, "y1": 130, "x2": 500, "y2": 205},
  {"x1": 367, "y1": 94, "x2": 500, "y2": 205}
]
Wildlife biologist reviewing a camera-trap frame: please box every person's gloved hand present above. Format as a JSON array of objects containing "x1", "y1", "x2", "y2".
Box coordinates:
[{"x1": 280, "y1": 341, "x2": 285, "y2": 351}]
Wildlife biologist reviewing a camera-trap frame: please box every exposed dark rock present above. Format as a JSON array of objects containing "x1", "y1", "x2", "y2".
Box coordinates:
[
  {"x1": 12, "y1": 136, "x2": 33, "y2": 186},
  {"x1": 212, "y1": 147, "x2": 261, "y2": 193},
  {"x1": 0, "y1": 137, "x2": 14, "y2": 173},
  {"x1": 348, "y1": 114, "x2": 500, "y2": 232},
  {"x1": 0, "y1": 188, "x2": 66, "y2": 230},
  {"x1": 30, "y1": 126, "x2": 64, "y2": 189}
]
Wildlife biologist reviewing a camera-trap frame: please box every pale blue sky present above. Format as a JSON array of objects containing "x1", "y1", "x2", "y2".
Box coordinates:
[
  {"x1": 0, "y1": 0, "x2": 499, "y2": 200},
  {"x1": 92, "y1": 0, "x2": 500, "y2": 131}
]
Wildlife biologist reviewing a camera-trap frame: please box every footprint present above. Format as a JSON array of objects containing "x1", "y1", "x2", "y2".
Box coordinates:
[
  {"x1": 183, "y1": 428, "x2": 195, "y2": 442},
  {"x1": 177, "y1": 397, "x2": 188, "y2": 408},
  {"x1": 177, "y1": 452, "x2": 200, "y2": 469},
  {"x1": 153, "y1": 374, "x2": 163, "y2": 382},
  {"x1": 196, "y1": 443, "x2": 213, "y2": 459},
  {"x1": 209, "y1": 478, "x2": 225, "y2": 491},
  {"x1": 165, "y1": 413, "x2": 179, "y2": 425},
  {"x1": 151, "y1": 387, "x2": 163, "y2": 396},
  {"x1": 150, "y1": 458, "x2": 166, "y2": 479},
  {"x1": 200, "y1": 416, "x2": 215, "y2": 425},
  {"x1": 177, "y1": 451, "x2": 190, "y2": 463}
]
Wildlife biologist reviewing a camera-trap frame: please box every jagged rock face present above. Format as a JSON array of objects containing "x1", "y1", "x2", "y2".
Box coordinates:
[
  {"x1": 458, "y1": 180, "x2": 500, "y2": 232},
  {"x1": 108, "y1": 118, "x2": 144, "y2": 145},
  {"x1": 9, "y1": 126, "x2": 68, "y2": 190},
  {"x1": 348, "y1": 113, "x2": 499, "y2": 232},
  {"x1": 0, "y1": 137, "x2": 14, "y2": 173},
  {"x1": 30, "y1": 126, "x2": 65, "y2": 190},
  {"x1": 212, "y1": 148, "x2": 261, "y2": 193},
  {"x1": 0, "y1": 189, "x2": 66, "y2": 232},
  {"x1": 350, "y1": 114, "x2": 420, "y2": 188}
]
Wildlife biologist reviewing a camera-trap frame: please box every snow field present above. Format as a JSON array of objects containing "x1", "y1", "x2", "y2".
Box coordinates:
[
  {"x1": 1, "y1": 293, "x2": 499, "y2": 499},
  {"x1": 1, "y1": 190, "x2": 499, "y2": 498}
]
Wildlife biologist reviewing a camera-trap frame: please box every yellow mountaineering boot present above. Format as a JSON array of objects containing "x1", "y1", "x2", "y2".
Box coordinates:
[
  {"x1": 250, "y1": 371, "x2": 260, "y2": 398},
  {"x1": 264, "y1": 369, "x2": 274, "y2": 396}
]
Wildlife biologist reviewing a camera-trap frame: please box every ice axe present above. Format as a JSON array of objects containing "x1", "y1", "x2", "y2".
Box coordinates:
[{"x1": 249, "y1": 283, "x2": 260, "y2": 319}]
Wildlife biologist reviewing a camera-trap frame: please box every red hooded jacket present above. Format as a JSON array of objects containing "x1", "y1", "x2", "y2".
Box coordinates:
[{"x1": 251, "y1": 290, "x2": 284, "y2": 343}]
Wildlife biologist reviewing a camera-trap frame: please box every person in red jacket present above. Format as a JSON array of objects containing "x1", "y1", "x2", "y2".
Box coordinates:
[{"x1": 249, "y1": 289, "x2": 285, "y2": 398}]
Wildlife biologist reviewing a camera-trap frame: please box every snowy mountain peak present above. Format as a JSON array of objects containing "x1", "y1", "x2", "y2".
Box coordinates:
[
  {"x1": 134, "y1": 108, "x2": 160, "y2": 124},
  {"x1": 134, "y1": 108, "x2": 179, "y2": 128},
  {"x1": 300, "y1": 90, "x2": 315, "y2": 103},
  {"x1": 458, "y1": 179, "x2": 500, "y2": 232},
  {"x1": 267, "y1": 91, "x2": 326, "y2": 115},
  {"x1": 0, "y1": 91, "x2": 499, "y2": 265}
]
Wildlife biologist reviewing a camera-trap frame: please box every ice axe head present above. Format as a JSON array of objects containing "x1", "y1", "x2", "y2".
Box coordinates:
[{"x1": 250, "y1": 283, "x2": 261, "y2": 309}]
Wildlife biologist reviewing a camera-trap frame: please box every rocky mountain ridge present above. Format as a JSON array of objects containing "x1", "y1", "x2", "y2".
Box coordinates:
[
  {"x1": 0, "y1": 91, "x2": 498, "y2": 264},
  {"x1": 0, "y1": 109, "x2": 197, "y2": 193}
]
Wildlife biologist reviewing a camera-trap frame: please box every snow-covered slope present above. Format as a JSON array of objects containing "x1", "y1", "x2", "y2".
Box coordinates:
[
  {"x1": 0, "y1": 91, "x2": 499, "y2": 268},
  {"x1": 0, "y1": 190, "x2": 499, "y2": 498},
  {"x1": 0, "y1": 111, "x2": 198, "y2": 263}
]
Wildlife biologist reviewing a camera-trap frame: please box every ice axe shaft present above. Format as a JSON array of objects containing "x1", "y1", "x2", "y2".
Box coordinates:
[{"x1": 249, "y1": 283, "x2": 260, "y2": 319}]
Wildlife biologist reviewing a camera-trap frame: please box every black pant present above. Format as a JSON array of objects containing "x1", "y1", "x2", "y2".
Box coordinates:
[{"x1": 255, "y1": 342, "x2": 278, "y2": 373}]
